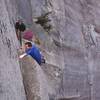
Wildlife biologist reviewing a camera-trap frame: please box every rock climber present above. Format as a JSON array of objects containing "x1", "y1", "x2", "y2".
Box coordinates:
[
  {"x1": 19, "y1": 42, "x2": 42, "y2": 65},
  {"x1": 15, "y1": 20, "x2": 26, "y2": 45}
]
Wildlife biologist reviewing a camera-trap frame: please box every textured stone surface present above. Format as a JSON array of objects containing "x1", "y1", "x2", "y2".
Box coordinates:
[
  {"x1": 21, "y1": 56, "x2": 57, "y2": 100},
  {"x1": 30, "y1": 0, "x2": 100, "y2": 100},
  {"x1": 1, "y1": 0, "x2": 100, "y2": 100},
  {"x1": 0, "y1": 0, "x2": 26, "y2": 100}
]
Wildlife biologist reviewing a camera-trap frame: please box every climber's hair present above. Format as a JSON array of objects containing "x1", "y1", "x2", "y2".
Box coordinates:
[{"x1": 25, "y1": 42, "x2": 32, "y2": 47}]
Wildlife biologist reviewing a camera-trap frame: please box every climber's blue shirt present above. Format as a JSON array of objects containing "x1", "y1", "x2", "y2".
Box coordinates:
[{"x1": 25, "y1": 45, "x2": 41, "y2": 65}]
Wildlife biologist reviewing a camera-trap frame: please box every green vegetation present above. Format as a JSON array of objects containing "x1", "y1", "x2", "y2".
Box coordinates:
[{"x1": 34, "y1": 12, "x2": 52, "y2": 33}]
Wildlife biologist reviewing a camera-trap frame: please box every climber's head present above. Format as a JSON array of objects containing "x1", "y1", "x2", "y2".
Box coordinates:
[{"x1": 25, "y1": 42, "x2": 32, "y2": 50}]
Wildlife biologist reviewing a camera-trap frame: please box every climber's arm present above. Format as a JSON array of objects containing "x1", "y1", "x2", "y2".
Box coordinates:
[{"x1": 19, "y1": 53, "x2": 27, "y2": 59}]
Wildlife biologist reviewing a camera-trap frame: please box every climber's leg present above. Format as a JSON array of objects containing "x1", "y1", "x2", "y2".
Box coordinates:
[{"x1": 19, "y1": 31, "x2": 22, "y2": 46}]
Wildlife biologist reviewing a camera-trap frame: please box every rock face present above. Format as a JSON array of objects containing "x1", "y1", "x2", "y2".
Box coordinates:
[
  {"x1": 0, "y1": 0, "x2": 26, "y2": 100},
  {"x1": 30, "y1": 0, "x2": 100, "y2": 100},
  {"x1": 1, "y1": 0, "x2": 100, "y2": 100}
]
